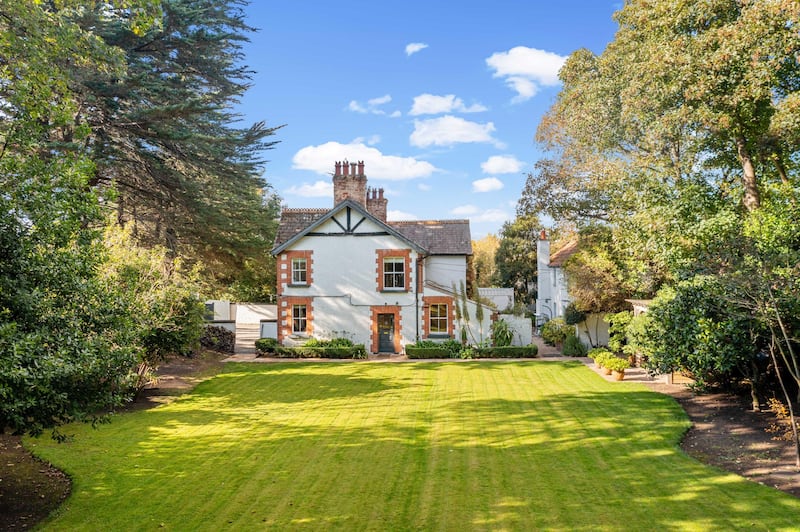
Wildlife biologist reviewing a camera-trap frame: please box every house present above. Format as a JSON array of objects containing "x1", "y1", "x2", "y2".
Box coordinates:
[
  {"x1": 271, "y1": 161, "x2": 489, "y2": 354},
  {"x1": 535, "y1": 230, "x2": 576, "y2": 324},
  {"x1": 535, "y1": 230, "x2": 609, "y2": 347}
]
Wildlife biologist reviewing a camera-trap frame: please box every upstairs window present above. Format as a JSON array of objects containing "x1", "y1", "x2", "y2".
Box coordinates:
[
  {"x1": 383, "y1": 257, "x2": 405, "y2": 290},
  {"x1": 291, "y1": 258, "x2": 307, "y2": 285}
]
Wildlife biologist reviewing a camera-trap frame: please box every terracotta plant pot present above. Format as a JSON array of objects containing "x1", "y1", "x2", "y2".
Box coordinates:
[
  {"x1": 603, "y1": 367, "x2": 612, "y2": 376},
  {"x1": 613, "y1": 370, "x2": 625, "y2": 381}
]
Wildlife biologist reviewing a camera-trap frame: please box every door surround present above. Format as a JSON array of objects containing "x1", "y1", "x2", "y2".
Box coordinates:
[{"x1": 370, "y1": 305, "x2": 401, "y2": 354}]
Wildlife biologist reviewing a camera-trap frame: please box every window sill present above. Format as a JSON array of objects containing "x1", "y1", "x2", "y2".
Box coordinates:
[
  {"x1": 287, "y1": 283, "x2": 309, "y2": 288},
  {"x1": 380, "y1": 289, "x2": 409, "y2": 293},
  {"x1": 427, "y1": 334, "x2": 452, "y2": 339}
]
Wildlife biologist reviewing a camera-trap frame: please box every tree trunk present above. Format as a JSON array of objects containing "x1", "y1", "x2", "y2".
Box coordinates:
[{"x1": 736, "y1": 135, "x2": 760, "y2": 211}]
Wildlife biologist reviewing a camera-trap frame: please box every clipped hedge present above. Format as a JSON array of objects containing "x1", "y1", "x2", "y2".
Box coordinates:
[
  {"x1": 201, "y1": 325, "x2": 235, "y2": 353},
  {"x1": 405, "y1": 346, "x2": 453, "y2": 359},
  {"x1": 476, "y1": 345, "x2": 538, "y2": 358},
  {"x1": 272, "y1": 345, "x2": 368, "y2": 359},
  {"x1": 255, "y1": 337, "x2": 279, "y2": 357}
]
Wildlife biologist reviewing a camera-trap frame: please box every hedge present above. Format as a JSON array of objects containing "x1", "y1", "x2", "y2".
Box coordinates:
[
  {"x1": 475, "y1": 345, "x2": 538, "y2": 358},
  {"x1": 271, "y1": 345, "x2": 368, "y2": 359},
  {"x1": 405, "y1": 346, "x2": 453, "y2": 359}
]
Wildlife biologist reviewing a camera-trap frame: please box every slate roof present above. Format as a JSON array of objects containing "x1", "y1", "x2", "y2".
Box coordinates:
[
  {"x1": 272, "y1": 207, "x2": 472, "y2": 256},
  {"x1": 549, "y1": 239, "x2": 579, "y2": 267},
  {"x1": 273, "y1": 208, "x2": 328, "y2": 250},
  {"x1": 389, "y1": 220, "x2": 472, "y2": 255}
]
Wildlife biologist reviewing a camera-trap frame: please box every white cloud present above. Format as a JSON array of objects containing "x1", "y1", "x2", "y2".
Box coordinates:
[
  {"x1": 471, "y1": 209, "x2": 511, "y2": 223},
  {"x1": 405, "y1": 42, "x2": 428, "y2": 56},
  {"x1": 347, "y1": 94, "x2": 398, "y2": 116},
  {"x1": 410, "y1": 94, "x2": 487, "y2": 116},
  {"x1": 285, "y1": 180, "x2": 333, "y2": 198},
  {"x1": 353, "y1": 135, "x2": 381, "y2": 146},
  {"x1": 481, "y1": 155, "x2": 525, "y2": 174},
  {"x1": 292, "y1": 141, "x2": 437, "y2": 180},
  {"x1": 410, "y1": 115, "x2": 502, "y2": 148},
  {"x1": 368, "y1": 94, "x2": 392, "y2": 106},
  {"x1": 472, "y1": 177, "x2": 504, "y2": 192},
  {"x1": 451, "y1": 204, "x2": 479, "y2": 216},
  {"x1": 417, "y1": 183, "x2": 431, "y2": 191},
  {"x1": 450, "y1": 205, "x2": 511, "y2": 223},
  {"x1": 388, "y1": 210, "x2": 419, "y2": 221},
  {"x1": 486, "y1": 46, "x2": 567, "y2": 102}
]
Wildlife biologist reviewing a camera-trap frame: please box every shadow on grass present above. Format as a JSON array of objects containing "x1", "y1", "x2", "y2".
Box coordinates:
[{"x1": 30, "y1": 363, "x2": 800, "y2": 530}]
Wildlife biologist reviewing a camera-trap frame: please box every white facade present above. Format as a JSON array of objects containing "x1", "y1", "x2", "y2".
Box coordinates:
[
  {"x1": 274, "y1": 200, "x2": 488, "y2": 353},
  {"x1": 478, "y1": 287, "x2": 514, "y2": 311},
  {"x1": 535, "y1": 234, "x2": 572, "y2": 324}
]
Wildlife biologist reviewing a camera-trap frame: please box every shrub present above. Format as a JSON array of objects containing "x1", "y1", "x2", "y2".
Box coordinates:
[
  {"x1": 541, "y1": 318, "x2": 572, "y2": 346},
  {"x1": 564, "y1": 302, "x2": 587, "y2": 326},
  {"x1": 491, "y1": 319, "x2": 514, "y2": 347},
  {"x1": 605, "y1": 311, "x2": 633, "y2": 355},
  {"x1": 588, "y1": 348, "x2": 613, "y2": 367},
  {"x1": 562, "y1": 334, "x2": 588, "y2": 357},
  {"x1": 604, "y1": 356, "x2": 631, "y2": 372},
  {"x1": 405, "y1": 346, "x2": 452, "y2": 359},
  {"x1": 272, "y1": 344, "x2": 367, "y2": 359},
  {"x1": 255, "y1": 337, "x2": 279, "y2": 356},
  {"x1": 476, "y1": 345, "x2": 538, "y2": 358},
  {"x1": 200, "y1": 325, "x2": 235, "y2": 353}
]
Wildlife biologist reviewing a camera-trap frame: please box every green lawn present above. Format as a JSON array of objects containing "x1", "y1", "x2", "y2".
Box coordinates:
[{"x1": 28, "y1": 361, "x2": 800, "y2": 531}]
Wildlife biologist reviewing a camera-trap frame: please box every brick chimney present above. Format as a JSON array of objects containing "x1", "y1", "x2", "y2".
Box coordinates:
[
  {"x1": 333, "y1": 160, "x2": 367, "y2": 207},
  {"x1": 366, "y1": 187, "x2": 388, "y2": 222}
]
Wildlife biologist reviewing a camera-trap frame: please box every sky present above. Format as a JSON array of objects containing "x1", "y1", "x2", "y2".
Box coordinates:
[{"x1": 236, "y1": 1, "x2": 622, "y2": 239}]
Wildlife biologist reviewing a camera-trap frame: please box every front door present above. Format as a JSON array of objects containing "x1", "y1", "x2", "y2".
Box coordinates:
[{"x1": 377, "y1": 313, "x2": 395, "y2": 353}]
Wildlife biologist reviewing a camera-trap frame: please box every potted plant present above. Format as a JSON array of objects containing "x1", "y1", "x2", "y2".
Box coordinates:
[
  {"x1": 604, "y1": 356, "x2": 631, "y2": 380},
  {"x1": 588, "y1": 348, "x2": 612, "y2": 370}
]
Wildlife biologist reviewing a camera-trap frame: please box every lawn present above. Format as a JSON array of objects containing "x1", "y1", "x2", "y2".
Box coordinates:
[{"x1": 27, "y1": 361, "x2": 800, "y2": 531}]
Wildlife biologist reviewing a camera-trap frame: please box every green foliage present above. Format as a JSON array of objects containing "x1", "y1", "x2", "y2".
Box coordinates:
[
  {"x1": 475, "y1": 345, "x2": 538, "y2": 358},
  {"x1": 606, "y1": 311, "x2": 633, "y2": 355},
  {"x1": 562, "y1": 334, "x2": 588, "y2": 357},
  {"x1": 490, "y1": 319, "x2": 514, "y2": 347},
  {"x1": 563, "y1": 303, "x2": 587, "y2": 326},
  {"x1": 588, "y1": 349, "x2": 613, "y2": 368},
  {"x1": 102, "y1": 225, "x2": 206, "y2": 371},
  {"x1": 540, "y1": 318, "x2": 572, "y2": 346},
  {"x1": 272, "y1": 344, "x2": 367, "y2": 359},
  {"x1": 603, "y1": 356, "x2": 630, "y2": 372},
  {"x1": 492, "y1": 214, "x2": 540, "y2": 305},
  {"x1": 304, "y1": 337, "x2": 355, "y2": 348},
  {"x1": 640, "y1": 277, "x2": 759, "y2": 389},
  {"x1": 254, "y1": 337, "x2": 279, "y2": 356}
]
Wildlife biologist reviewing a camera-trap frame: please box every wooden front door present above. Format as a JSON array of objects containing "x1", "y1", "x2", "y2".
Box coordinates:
[{"x1": 377, "y1": 313, "x2": 395, "y2": 353}]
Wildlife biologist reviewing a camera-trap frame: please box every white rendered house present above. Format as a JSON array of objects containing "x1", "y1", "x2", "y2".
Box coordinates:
[
  {"x1": 535, "y1": 230, "x2": 577, "y2": 324},
  {"x1": 271, "y1": 161, "x2": 489, "y2": 354}
]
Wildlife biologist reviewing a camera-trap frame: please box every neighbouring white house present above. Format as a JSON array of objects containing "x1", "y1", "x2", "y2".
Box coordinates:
[
  {"x1": 271, "y1": 161, "x2": 490, "y2": 354},
  {"x1": 535, "y1": 230, "x2": 610, "y2": 347},
  {"x1": 535, "y1": 230, "x2": 577, "y2": 325}
]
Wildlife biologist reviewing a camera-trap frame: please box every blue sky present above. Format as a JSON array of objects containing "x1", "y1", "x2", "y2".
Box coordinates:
[{"x1": 237, "y1": 1, "x2": 621, "y2": 239}]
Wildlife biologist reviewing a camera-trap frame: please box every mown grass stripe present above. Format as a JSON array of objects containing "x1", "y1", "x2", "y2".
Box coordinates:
[{"x1": 26, "y1": 362, "x2": 800, "y2": 531}]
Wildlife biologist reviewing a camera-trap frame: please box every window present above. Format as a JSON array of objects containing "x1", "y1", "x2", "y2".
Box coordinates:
[
  {"x1": 429, "y1": 304, "x2": 448, "y2": 335},
  {"x1": 383, "y1": 257, "x2": 405, "y2": 290},
  {"x1": 291, "y1": 258, "x2": 307, "y2": 285},
  {"x1": 292, "y1": 304, "x2": 307, "y2": 333}
]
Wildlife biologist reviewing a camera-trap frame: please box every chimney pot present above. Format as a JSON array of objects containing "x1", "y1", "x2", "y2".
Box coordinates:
[{"x1": 539, "y1": 229, "x2": 547, "y2": 240}]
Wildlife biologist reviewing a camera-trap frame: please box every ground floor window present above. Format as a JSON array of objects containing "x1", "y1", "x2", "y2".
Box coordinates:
[
  {"x1": 429, "y1": 303, "x2": 448, "y2": 334},
  {"x1": 292, "y1": 304, "x2": 307, "y2": 333}
]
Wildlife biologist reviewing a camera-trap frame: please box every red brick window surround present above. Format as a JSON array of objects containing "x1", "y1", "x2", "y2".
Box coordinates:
[
  {"x1": 278, "y1": 250, "x2": 313, "y2": 294},
  {"x1": 422, "y1": 296, "x2": 455, "y2": 338},
  {"x1": 278, "y1": 296, "x2": 313, "y2": 342},
  {"x1": 376, "y1": 249, "x2": 411, "y2": 292}
]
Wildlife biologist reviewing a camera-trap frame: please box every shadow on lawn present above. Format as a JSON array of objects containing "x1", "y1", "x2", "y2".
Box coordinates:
[{"x1": 35, "y1": 363, "x2": 800, "y2": 530}]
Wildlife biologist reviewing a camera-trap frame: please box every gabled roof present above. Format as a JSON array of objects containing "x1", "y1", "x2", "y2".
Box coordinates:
[
  {"x1": 272, "y1": 199, "x2": 426, "y2": 255},
  {"x1": 272, "y1": 202, "x2": 472, "y2": 256},
  {"x1": 273, "y1": 208, "x2": 328, "y2": 249},
  {"x1": 390, "y1": 220, "x2": 472, "y2": 255},
  {"x1": 549, "y1": 239, "x2": 579, "y2": 267}
]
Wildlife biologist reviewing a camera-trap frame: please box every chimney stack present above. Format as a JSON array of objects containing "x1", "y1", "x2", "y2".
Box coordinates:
[{"x1": 332, "y1": 160, "x2": 367, "y2": 207}]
